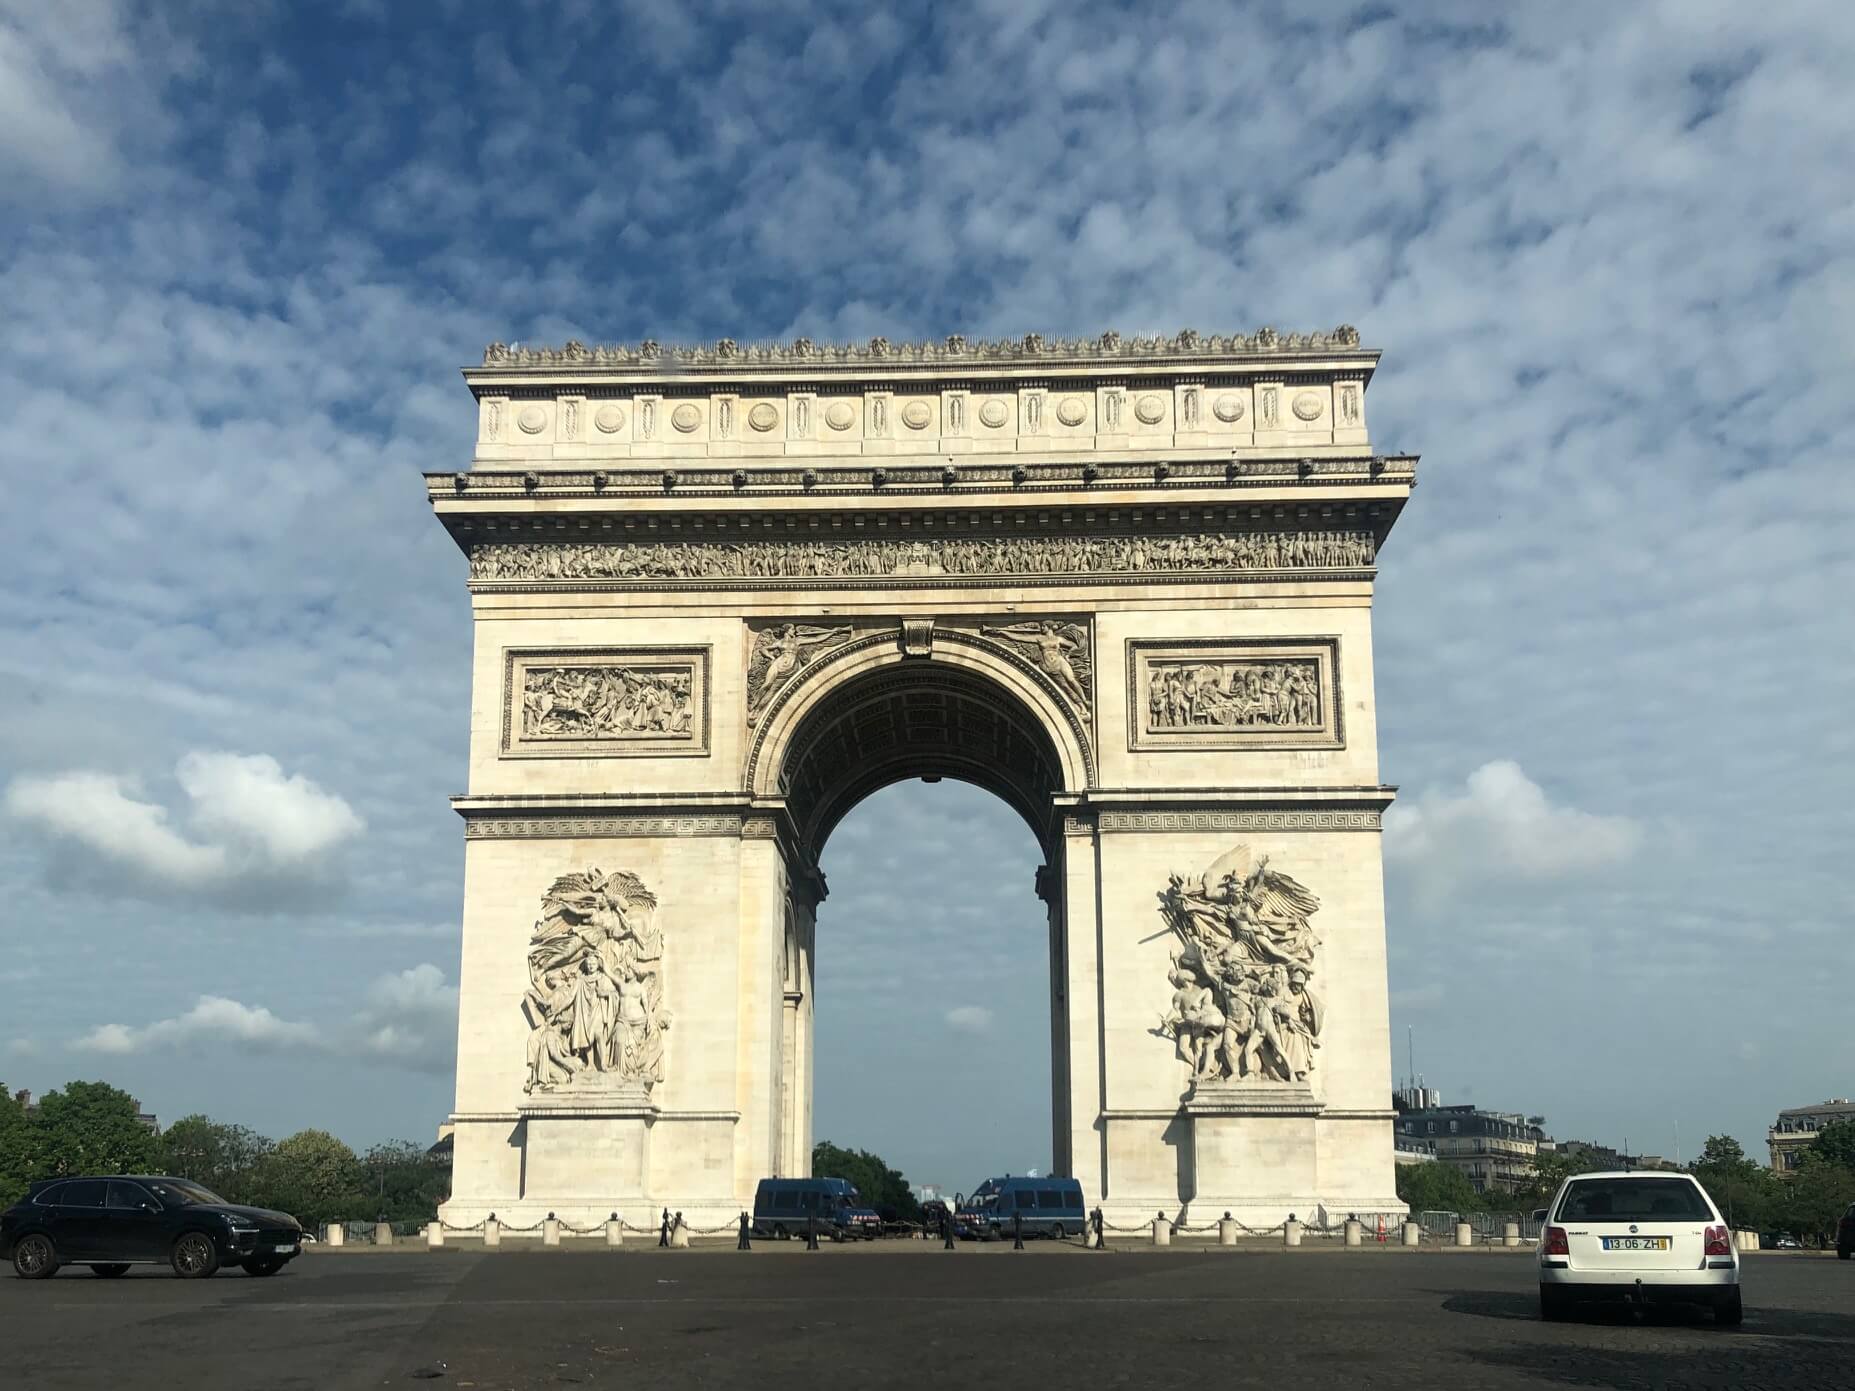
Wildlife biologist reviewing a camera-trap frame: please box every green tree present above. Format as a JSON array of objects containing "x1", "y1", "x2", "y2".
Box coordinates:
[
  {"x1": 1800, "y1": 1120, "x2": 1855, "y2": 1172},
  {"x1": 359, "y1": 1140, "x2": 450, "y2": 1226},
  {"x1": 160, "y1": 1115, "x2": 273, "y2": 1201},
  {"x1": 30, "y1": 1081, "x2": 158, "y2": 1178},
  {"x1": 1689, "y1": 1132, "x2": 1775, "y2": 1232},
  {"x1": 1394, "y1": 1160, "x2": 1483, "y2": 1215},
  {"x1": 248, "y1": 1130, "x2": 367, "y2": 1226},
  {"x1": 0, "y1": 1086, "x2": 43, "y2": 1208},
  {"x1": 1773, "y1": 1160, "x2": 1855, "y2": 1248},
  {"x1": 812, "y1": 1141, "x2": 922, "y2": 1221}
]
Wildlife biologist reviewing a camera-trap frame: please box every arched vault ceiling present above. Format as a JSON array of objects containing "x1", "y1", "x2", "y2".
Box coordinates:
[{"x1": 778, "y1": 663, "x2": 1064, "y2": 858}]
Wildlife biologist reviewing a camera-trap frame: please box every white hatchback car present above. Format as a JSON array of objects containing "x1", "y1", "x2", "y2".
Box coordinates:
[{"x1": 1535, "y1": 1171, "x2": 1741, "y2": 1324}]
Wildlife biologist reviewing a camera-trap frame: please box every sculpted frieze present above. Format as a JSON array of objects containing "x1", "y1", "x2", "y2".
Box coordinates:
[
  {"x1": 974, "y1": 619, "x2": 1093, "y2": 715},
  {"x1": 523, "y1": 868, "x2": 671, "y2": 1097},
  {"x1": 503, "y1": 648, "x2": 709, "y2": 757},
  {"x1": 1158, "y1": 847, "x2": 1324, "y2": 1086},
  {"x1": 1127, "y1": 638, "x2": 1341, "y2": 750},
  {"x1": 469, "y1": 529, "x2": 1375, "y2": 584}
]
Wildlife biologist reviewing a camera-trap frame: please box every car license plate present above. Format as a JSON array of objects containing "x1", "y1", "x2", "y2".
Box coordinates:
[
  {"x1": 1601, "y1": 1237, "x2": 1668, "y2": 1251},
  {"x1": 272, "y1": 1244, "x2": 297, "y2": 1254}
]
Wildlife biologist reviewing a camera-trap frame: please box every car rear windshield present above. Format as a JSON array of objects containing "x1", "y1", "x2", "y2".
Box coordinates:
[{"x1": 1555, "y1": 1178, "x2": 1711, "y2": 1222}]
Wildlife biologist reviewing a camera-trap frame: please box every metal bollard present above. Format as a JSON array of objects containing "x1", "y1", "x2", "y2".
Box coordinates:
[
  {"x1": 1219, "y1": 1213, "x2": 1237, "y2": 1247},
  {"x1": 1455, "y1": 1221, "x2": 1473, "y2": 1248},
  {"x1": 543, "y1": 1214, "x2": 561, "y2": 1247},
  {"x1": 1152, "y1": 1212, "x2": 1172, "y2": 1247},
  {"x1": 1284, "y1": 1216, "x2": 1302, "y2": 1248},
  {"x1": 1012, "y1": 1212, "x2": 1024, "y2": 1250},
  {"x1": 671, "y1": 1212, "x2": 690, "y2": 1248},
  {"x1": 805, "y1": 1213, "x2": 820, "y2": 1251},
  {"x1": 374, "y1": 1220, "x2": 394, "y2": 1247},
  {"x1": 327, "y1": 1223, "x2": 347, "y2": 1248},
  {"x1": 738, "y1": 1212, "x2": 752, "y2": 1251},
  {"x1": 484, "y1": 1216, "x2": 500, "y2": 1249},
  {"x1": 1090, "y1": 1207, "x2": 1106, "y2": 1251},
  {"x1": 1502, "y1": 1221, "x2": 1520, "y2": 1248},
  {"x1": 1344, "y1": 1217, "x2": 1363, "y2": 1247},
  {"x1": 1402, "y1": 1221, "x2": 1421, "y2": 1247},
  {"x1": 658, "y1": 1208, "x2": 671, "y2": 1248},
  {"x1": 606, "y1": 1214, "x2": 623, "y2": 1248},
  {"x1": 426, "y1": 1222, "x2": 444, "y2": 1250}
]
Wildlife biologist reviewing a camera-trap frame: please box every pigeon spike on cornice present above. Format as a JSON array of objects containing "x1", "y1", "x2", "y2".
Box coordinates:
[{"x1": 477, "y1": 327, "x2": 1367, "y2": 369}]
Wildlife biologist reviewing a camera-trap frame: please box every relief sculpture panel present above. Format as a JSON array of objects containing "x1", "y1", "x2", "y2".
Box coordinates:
[
  {"x1": 1127, "y1": 638, "x2": 1341, "y2": 751},
  {"x1": 1157, "y1": 847, "x2": 1324, "y2": 1087},
  {"x1": 523, "y1": 868, "x2": 670, "y2": 1099},
  {"x1": 503, "y1": 647, "x2": 709, "y2": 757}
]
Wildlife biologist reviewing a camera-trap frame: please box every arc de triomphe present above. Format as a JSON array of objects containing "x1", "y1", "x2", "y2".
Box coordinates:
[{"x1": 428, "y1": 329, "x2": 1415, "y2": 1228}]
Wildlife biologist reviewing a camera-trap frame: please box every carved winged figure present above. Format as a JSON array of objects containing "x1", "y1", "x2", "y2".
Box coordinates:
[
  {"x1": 980, "y1": 620, "x2": 1091, "y2": 708},
  {"x1": 747, "y1": 624, "x2": 850, "y2": 721},
  {"x1": 1156, "y1": 847, "x2": 1323, "y2": 1085}
]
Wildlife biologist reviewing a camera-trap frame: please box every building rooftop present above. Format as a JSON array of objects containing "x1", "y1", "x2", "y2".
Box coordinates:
[{"x1": 1774, "y1": 1098, "x2": 1855, "y2": 1120}]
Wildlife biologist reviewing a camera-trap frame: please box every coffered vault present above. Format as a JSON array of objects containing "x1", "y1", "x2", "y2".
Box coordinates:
[{"x1": 430, "y1": 328, "x2": 1415, "y2": 1227}]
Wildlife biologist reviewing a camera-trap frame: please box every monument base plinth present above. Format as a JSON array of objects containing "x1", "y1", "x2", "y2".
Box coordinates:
[
  {"x1": 517, "y1": 1085, "x2": 658, "y2": 1203},
  {"x1": 1183, "y1": 1082, "x2": 1323, "y2": 1221}
]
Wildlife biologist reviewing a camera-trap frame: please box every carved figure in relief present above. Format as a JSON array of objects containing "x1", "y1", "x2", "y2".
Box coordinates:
[
  {"x1": 747, "y1": 624, "x2": 852, "y2": 721},
  {"x1": 522, "y1": 666, "x2": 694, "y2": 740},
  {"x1": 470, "y1": 530, "x2": 1376, "y2": 583},
  {"x1": 1156, "y1": 847, "x2": 1324, "y2": 1085},
  {"x1": 1147, "y1": 659, "x2": 1320, "y2": 732},
  {"x1": 523, "y1": 869, "x2": 671, "y2": 1094},
  {"x1": 980, "y1": 620, "x2": 1091, "y2": 708}
]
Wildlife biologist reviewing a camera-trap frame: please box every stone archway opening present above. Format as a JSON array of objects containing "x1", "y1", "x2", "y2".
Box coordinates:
[{"x1": 759, "y1": 655, "x2": 1080, "y2": 1186}]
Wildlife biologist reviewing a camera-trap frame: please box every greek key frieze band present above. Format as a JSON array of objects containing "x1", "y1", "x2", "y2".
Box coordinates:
[
  {"x1": 1096, "y1": 810, "x2": 1382, "y2": 832},
  {"x1": 463, "y1": 815, "x2": 744, "y2": 840}
]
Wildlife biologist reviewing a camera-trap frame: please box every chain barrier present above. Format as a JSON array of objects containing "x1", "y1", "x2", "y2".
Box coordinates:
[{"x1": 439, "y1": 1220, "x2": 487, "y2": 1234}]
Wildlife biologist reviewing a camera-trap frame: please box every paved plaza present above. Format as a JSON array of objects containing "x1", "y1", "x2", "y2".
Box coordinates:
[{"x1": 1, "y1": 1247, "x2": 1847, "y2": 1390}]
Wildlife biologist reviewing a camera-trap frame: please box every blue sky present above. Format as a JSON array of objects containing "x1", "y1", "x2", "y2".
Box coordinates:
[{"x1": 2, "y1": 1, "x2": 1852, "y2": 1189}]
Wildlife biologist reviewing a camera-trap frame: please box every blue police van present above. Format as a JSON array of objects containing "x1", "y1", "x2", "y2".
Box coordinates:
[
  {"x1": 751, "y1": 1177, "x2": 882, "y2": 1240},
  {"x1": 957, "y1": 1176, "x2": 1086, "y2": 1240}
]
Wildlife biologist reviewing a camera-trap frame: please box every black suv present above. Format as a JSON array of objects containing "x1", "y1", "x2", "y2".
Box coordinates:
[
  {"x1": 1, "y1": 1176, "x2": 303, "y2": 1280},
  {"x1": 1838, "y1": 1203, "x2": 1854, "y2": 1261}
]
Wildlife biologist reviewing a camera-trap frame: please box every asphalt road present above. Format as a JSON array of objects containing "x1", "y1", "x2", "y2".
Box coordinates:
[{"x1": 1, "y1": 1245, "x2": 1848, "y2": 1390}]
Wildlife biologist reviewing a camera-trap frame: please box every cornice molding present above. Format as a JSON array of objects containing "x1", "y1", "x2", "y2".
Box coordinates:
[{"x1": 473, "y1": 326, "x2": 1367, "y2": 374}]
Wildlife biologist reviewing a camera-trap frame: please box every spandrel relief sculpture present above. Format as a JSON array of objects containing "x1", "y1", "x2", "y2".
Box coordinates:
[
  {"x1": 523, "y1": 869, "x2": 671, "y2": 1096},
  {"x1": 979, "y1": 620, "x2": 1092, "y2": 712},
  {"x1": 1157, "y1": 847, "x2": 1324, "y2": 1086},
  {"x1": 746, "y1": 623, "x2": 853, "y2": 723},
  {"x1": 1147, "y1": 659, "x2": 1320, "y2": 733},
  {"x1": 522, "y1": 665, "x2": 696, "y2": 741},
  {"x1": 469, "y1": 529, "x2": 1376, "y2": 583}
]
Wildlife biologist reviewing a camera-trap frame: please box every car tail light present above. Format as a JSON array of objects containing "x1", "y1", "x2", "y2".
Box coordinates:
[
  {"x1": 1543, "y1": 1226, "x2": 1569, "y2": 1256},
  {"x1": 1704, "y1": 1225, "x2": 1731, "y2": 1256}
]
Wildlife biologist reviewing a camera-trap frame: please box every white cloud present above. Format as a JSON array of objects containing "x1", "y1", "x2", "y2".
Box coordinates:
[
  {"x1": 1385, "y1": 760, "x2": 1642, "y2": 903},
  {"x1": 71, "y1": 965, "x2": 456, "y2": 1074},
  {"x1": 76, "y1": 995, "x2": 319, "y2": 1055},
  {"x1": 4, "y1": 751, "x2": 363, "y2": 903},
  {"x1": 352, "y1": 963, "x2": 458, "y2": 1074},
  {"x1": 4, "y1": 770, "x2": 226, "y2": 885},
  {"x1": 944, "y1": 1005, "x2": 994, "y2": 1035},
  {"x1": 175, "y1": 752, "x2": 365, "y2": 864}
]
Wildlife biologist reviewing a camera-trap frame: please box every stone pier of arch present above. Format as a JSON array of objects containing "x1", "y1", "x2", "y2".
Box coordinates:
[{"x1": 430, "y1": 329, "x2": 1415, "y2": 1230}]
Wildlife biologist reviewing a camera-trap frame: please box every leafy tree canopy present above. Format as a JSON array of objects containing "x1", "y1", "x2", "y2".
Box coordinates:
[
  {"x1": 160, "y1": 1115, "x2": 274, "y2": 1201},
  {"x1": 31, "y1": 1081, "x2": 158, "y2": 1179},
  {"x1": 812, "y1": 1141, "x2": 922, "y2": 1221},
  {"x1": 1801, "y1": 1120, "x2": 1855, "y2": 1173},
  {"x1": 1394, "y1": 1159, "x2": 1484, "y2": 1215},
  {"x1": 0, "y1": 1085, "x2": 42, "y2": 1208},
  {"x1": 248, "y1": 1129, "x2": 368, "y2": 1226}
]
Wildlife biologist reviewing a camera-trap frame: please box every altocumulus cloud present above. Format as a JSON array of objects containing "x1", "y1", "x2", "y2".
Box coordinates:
[
  {"x1": 944, "y1": 1006, "x2": 994, "y2": 1035},
  {"x1": 74, "y1": 965, "x2": 458, "y2": 1075},
  {"x1": 4, "y1": 752, "x2": 364, "y2": 903},
  {"x1": 1384, "y1": 761, "x2": 1642, "y2": 905}
]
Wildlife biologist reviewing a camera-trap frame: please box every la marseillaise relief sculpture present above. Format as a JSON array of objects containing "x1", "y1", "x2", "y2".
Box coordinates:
[{"x1": 427, "y1": 328, "x2": 1415, "y2": 1228}]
